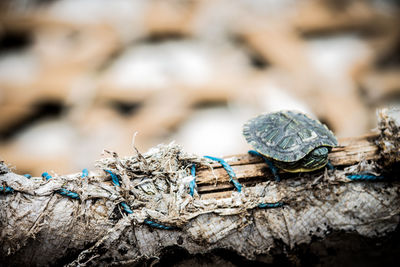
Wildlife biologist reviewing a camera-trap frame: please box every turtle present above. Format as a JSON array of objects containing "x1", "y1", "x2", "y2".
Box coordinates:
[{"x1": 243, "y1": 110, "x2": 338, "y2": 180}]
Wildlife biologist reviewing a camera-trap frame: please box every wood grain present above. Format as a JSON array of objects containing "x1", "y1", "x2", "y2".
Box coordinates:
[{"x1": 197, "y1": 133, "x2": 380, "y2": 198}]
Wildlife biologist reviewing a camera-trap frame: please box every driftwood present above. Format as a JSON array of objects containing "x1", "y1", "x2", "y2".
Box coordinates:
[
  {"x1": 196, "y1": 133, "x2": 379, "y2": 199},
  {"x1": 1, "y1": 108, "x2": 400, "y2": 266}
]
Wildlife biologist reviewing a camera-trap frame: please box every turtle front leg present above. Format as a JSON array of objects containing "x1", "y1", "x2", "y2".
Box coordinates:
[
  {"x1": 326, "y1": 160, "x2": 335, "y2": 170},
  {"x1": 248, "y1": 150, "x2": 281, "y2": 182}
]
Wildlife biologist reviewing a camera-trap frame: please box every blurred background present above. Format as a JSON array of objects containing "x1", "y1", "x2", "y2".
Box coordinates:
[{"x1": 0, "y1": 0, "x2": 399, "y2": 176}]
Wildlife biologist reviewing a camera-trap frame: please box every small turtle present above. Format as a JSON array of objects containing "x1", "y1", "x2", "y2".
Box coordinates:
[{"x1": 243, "y1": 110, "x2": 338, "y2": 180}]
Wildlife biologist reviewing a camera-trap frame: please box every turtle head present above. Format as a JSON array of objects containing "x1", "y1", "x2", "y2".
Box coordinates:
[
  {"x1": 301, "y1": 146, "x2": 329, "y2": 171},
  {"x1": 311, "y1": 146, "x2": 329, "y2": 158}
]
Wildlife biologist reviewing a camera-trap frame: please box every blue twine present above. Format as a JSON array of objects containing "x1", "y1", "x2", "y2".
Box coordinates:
[
  {"x1": 0, "y1": 186, "x2": 14, "y2": 193},
  {"x1": 104, "y1": 169, "x2": 120, "y2": 186},
  {"x1": 104, "y1": 169, "x2": 175, "y2": 230},
  {"x1": 144, "y1": 219, "x2": 174, "y2": 230},
  {"x1": 258, "y1": 202, "x2": 284, "y2": 208},
  {"x1": 57, "y1": 188, "x2": 80, "y2": 199},
  {"x1": 346, "y1": 173, "x2": 384, "y2": 181},
  {"x1": 120, "y1": 201, "x2": 133, "y2": 214},
  {"x1": 103, "y1": 170, "x2": 136, "y2": 218},
  {"x1": 41, "y1": 171, "x2": 81, "y2": 199},
  {"x1": 189, "y1": 164, "x2": 196, "y2": 196},
  {"x1": 103, "y1": 170, "x2": 134, "y2": 217},
  {"x1": 121, "y1": 200, "x2": 173, "y2": 230},
  {"x1": 204, "y1": 155, "x2": 242, "y2": 192},
  {"x1": 24, "y1": 174, "x2": 31, "y2": 179},
  {"x1": 81, "y1": 168, "x2": 89, "y2": 178},
  {"x1": 41, "y1": 172, "x2": 52, "y2": 180},
  {"x1": 248, "y1": 150, "x2": 280, "y2": 181}
]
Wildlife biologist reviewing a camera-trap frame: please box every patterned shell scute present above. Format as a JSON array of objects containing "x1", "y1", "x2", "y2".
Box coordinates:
[{"x1": 243, "y1": 110, "x2": 338, "y2": 162}]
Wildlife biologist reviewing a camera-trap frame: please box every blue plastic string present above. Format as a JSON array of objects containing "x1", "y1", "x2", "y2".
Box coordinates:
[
  {"x1": 104, "y1": 169, "x2": 174, "y2": 230},
  {"x1": 41, "y1": 171, "x2": 81, "y2": 199},
  {"x1": 24, "y1": 174, "x2": 32, "y2": 179},
  {"x1": 57, "y1": 188, "x2": 80, "y2": 199},
  {"x1": 120, "y1": 198, "x2": 174, "y2": 229},
  {"x1": 258, "y1": 202, "x2": 284, "y2": 208},
  {"x1": 0, "y1": 186, "x2": 14, "y2": 193},
  {"x1": 41, "y1": 172, "x2": 52, "y2": 180},
  {"x1": 189, "y1": 164, "x2": 196, "y2": 196},
  {"x1": 104, "y1": 170, "x2": 134, "y2": 214},
  {"x1": 120, "y1": 201, "x2": 133, "y2": 214},
  {"x1": 120, "y1": 203, "x2": 174, "y2": 230},
  {"x1": 144, "y1": 219, "x2": 174, "y2": 230},
  {"x1": 81, "y1": 168, "x2": 89, "y2": 178},
  {"x1": 103, "y1": 169, "x2": 175, "y2": 230},
  {"x1": 346, "y1": 174, "x2": 384, "y2": 181},
  {"x1": 104, "y1": 169, "x2": 121, "y2": 186},
  {"x1": 204, "y1": 155, "x2": 242, "y2": 192}
]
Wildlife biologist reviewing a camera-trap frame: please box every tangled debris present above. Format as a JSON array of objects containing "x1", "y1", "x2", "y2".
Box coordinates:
[
  {"x1": 377, "y1": 108, "x2": 400, "y2": 166},
  {"x1": 1, "y1": 109, "x2": 400, "y2": 266}
]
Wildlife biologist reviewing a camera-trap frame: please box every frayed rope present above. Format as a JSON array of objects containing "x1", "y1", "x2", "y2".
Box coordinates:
[
  {"x1": 104, "y1": 169, "x2": 175, "y2": 230},
  {"x1": 120, "y1": 201, "x2": 133, "y2": 214},
  {"x1": 57, "y1": 188, "x2": 80, "y2": 199},
  {"x1": 41, "y1": 172, "x2": 52, "y2": 181},
  {"x1": 204, "y1": 156, "x2": 243, "y2": 192},
  {"x1": 258, "y1": 202, "x2": 284, "y2": 208},
  {"x1": 189, "y1": 164, "x2": 196, "y2": 197},
  {"x1": 104, "y1": 169, "x2": 120, "y2": 186},
  {"x1": 346, "y1": 173, "x2": 384, "y2": 181},
  {"x1": 81, "y1": 168, "x2": 89, "y2": 178},
  {"x1": 40, "y1": 170, "x2": 88, "y2": 200},
  {"x1": 144, "y1": 219, "x2": 175, "y2": 230},
  {"x1": 104, "y1": 170, "x2": 129, "y2": 214},
  {"x1": 0, "y1": 186, "x2": 14, "y2": 193}
]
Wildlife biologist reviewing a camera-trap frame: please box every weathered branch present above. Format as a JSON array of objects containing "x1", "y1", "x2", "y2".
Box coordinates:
[
  {"x1": 196, "y1": 133, "x2": 380, "y2": 198},
  {"x1": 1, "y1": 109, "x2": 400, "y2": 266}
]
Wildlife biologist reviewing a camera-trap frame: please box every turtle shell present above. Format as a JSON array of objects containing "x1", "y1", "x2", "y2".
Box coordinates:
[{"x1": 243, "y1": 110, "x2": 338, "y2": 162}]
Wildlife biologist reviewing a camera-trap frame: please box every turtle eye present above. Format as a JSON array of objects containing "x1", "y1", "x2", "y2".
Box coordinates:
[{"x1": 311, "y1": 147, "x2": 328, "y2": 157}]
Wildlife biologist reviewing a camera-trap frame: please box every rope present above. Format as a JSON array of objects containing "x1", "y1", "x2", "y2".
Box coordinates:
[
  {"x1": 258, "y1": 202, "x2": 284, "y2": 208},
  {"x1": 120, "y1": 196, "x2": 175, "y2": 230},
  {"x1": 104, "y1": 170, "x2": 130, "y2": 213},
  {"x1": 57, "y1": 188, "x2": 80, "y2": 200},
  {"x1": 104, "y1": 169, "x2": 174, "y2": 230},
  {"x1": 104, "y1": 169, "x2": 121, "y2": 186},
  {"x1": 189, "y1": 164, "x2": 196, "y2": 196},
  {"x1": 42, "y1": 171, "x2": 81, "y2": 200},
  {"x1": 120, "y1": 201, "x2": 133, "y2": 214},
  {"x1": 0, "y1": 186, "x2": 14, "y2": 193},
  {"x1": 41, "y1": 172, "x2": 52, "y2": 180},
  {"x1": 144, "y1": 219, "x2": 175, "y2": 230},
  {"x1": 81, "y1": 168, "x2": 89, "y2": 178},
  {"x1": 204, "y1": 155, "x2": 243, "y2": 192},
  {"x1": 2, "y1": 161, "x2": 386, "y2": 231},
  {"x1": 346, "y1": 173, "x2": 384, "y2": 181},
  {"x1": 3, "y1": 169, "x2": 173, "y2": 229}
]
